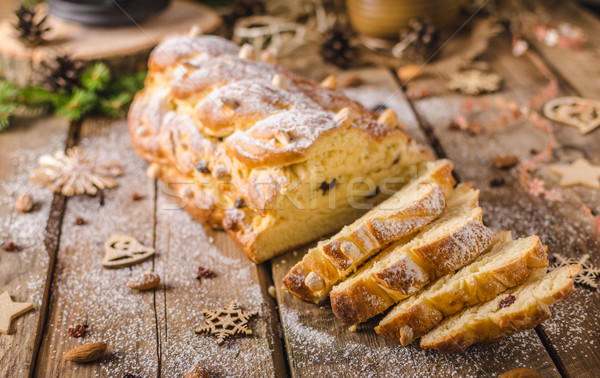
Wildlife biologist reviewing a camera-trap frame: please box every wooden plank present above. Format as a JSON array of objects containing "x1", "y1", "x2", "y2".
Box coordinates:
[
  {"x1": 408, "y1": 33, "x2": 600, "y2": 376},
  {"x1": 341, "y1": 68, "x2": 431, "y2": 149},
  {"x1": 153, "y1": 186, "x2": 284, "y2": 376},
  {"x1": 272, "y1": 250, "x2": 560, "y2": 378},
  {"x1": 35, "y1": 119, "x2": 161, "y2": 377},
  {"x1": 0, "y1": 116, "x2": 69, "y2": 377},
  {"x1": 271, "y1": 68, "x2": 560, "y2": 377},
  {"x1": 526, "y1": 1, "x2": 600, "y2": 99}
]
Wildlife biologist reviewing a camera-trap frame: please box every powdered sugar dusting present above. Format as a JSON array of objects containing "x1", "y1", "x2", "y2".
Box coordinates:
[
  {"x1": 154, "y1": 181, "x2": 276, "y2": 376},
  {"x1": 1, "y1": 129, "x2": 64, "y2": 306},
  {"x1": 39, "y1": 120, "x2": 159, "y2": 376},
  {"x1": 277, "y1": 296, "x2": 558, "y2": 377}
]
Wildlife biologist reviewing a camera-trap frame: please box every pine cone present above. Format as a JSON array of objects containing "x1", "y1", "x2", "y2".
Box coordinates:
[
  {"x1": 320, "y1": 26, "x2": 358, "y2": 68},
  {"x1": 13, "y1": 5, "x2": 50, "y2": 46},
  {"x1": 227, "y1": 0, "x2": 266, "y2": 24},
  {"x1": 41, "y1": 55, "x2": 83, "y2": 93},
  {"x1": 396, "y1": 18, "x2": 440, "y2": 59}
]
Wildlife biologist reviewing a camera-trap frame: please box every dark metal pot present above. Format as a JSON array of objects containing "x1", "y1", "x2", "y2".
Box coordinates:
[{"x1": 48, "y1": 0, "x2": 170, "y2": 27}]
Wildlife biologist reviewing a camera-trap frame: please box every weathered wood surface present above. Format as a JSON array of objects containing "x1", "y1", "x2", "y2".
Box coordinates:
[
  {"x1": 35, "y1": 119, "x2": 161, "y2": 377},
  {"x1": 1, "y1": 1, "x2": 600, "y2": 376},
  {"x1": 406, "y1": 34, "x2": 600, "y2": 377},
  {"x1": 527, "y1": 1, "x2": 600, "y2": 99},
  {"x1": 271, "y1": 67, "x2": 560, "y2": 378},
  {"x1": 0, "y1": 1, "x2": 222, "y2": 85},
  {"x1": 0, "y1": 116, "x2": 69, "y2": 377},
  {"x1": 153, "y1": 186, "x2": 285, "y2": 376}
]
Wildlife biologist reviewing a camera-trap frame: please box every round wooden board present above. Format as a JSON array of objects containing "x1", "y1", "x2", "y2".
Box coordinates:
[{"x1": 0, "y1": 0, "x2": 221, "y2": 86}]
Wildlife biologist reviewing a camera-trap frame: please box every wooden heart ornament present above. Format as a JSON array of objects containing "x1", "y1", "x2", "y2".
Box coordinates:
[
  {"x1": 543, "y1": 96, "x2": 600, "y2": 134},
  {"x1": 102, "y1": 234, "x2": 155, "y2": 268}
]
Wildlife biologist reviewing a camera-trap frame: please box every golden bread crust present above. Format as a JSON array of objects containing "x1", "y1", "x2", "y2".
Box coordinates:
[
  {"x1": 129, "y1": 35, "x2": 433, "y2": 262},
  {"x1": 420, "y1": 264, "x2": 580, "y2": 353},
  {"x1": 330, "y1": 186, "x2": 493, "y2": 325},
  {"x1": 375, "y1": 233, "x2": 549, "y2": 345},
  {"x1": 282, "y1": 160, "x2": 455, "y2": 303}
]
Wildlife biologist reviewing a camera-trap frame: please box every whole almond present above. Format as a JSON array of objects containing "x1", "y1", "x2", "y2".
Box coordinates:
[
  {"x1": 186, "y1": 363, "x2": 210, "y2": 378},
  {"x1": 320, "y1": 75, "x2": 337, "y2": 90},
  {"x1": 397, "y1": 64, "x2": 423, "y2": 83},
  {"x1": 63, "y1": 342, "x2": 107, "y2": 362},
  {"x1": 492, "y1": 154, "x2": 519, "y2": 169},
  {"x1": 127, "y1": 272, "x2": 161, "y2": 291},
  {"x1": 15, "y1": 194, "x2": 34, "y2": 213},
  {"x1": 339, "y1": 74, "x2": 363, "y2": 88},
  {"x1": 499, "y1": 368, "x2": 539, "y2": 378}
]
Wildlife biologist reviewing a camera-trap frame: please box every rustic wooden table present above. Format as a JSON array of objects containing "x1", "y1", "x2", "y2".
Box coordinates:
[{"x1": 1, "y1": 1, "x2": 600, "y2": 377}]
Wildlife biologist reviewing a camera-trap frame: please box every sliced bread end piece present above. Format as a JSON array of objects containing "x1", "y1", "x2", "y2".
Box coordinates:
[
  {"x1": 420, "y1": 264, "x2": 580, "y2": 353},
  {"x1": 375, "y1": 231, "x2": 549, "y2": 345},
  {"x1": 330, "y1": 185, "x2": 491, "y2": 325}
]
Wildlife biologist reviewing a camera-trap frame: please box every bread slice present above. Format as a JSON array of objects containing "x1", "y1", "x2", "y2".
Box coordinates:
[
  {"x1": 375, "y1": 231, "x2": 549, "y2": 345},
  {"x1": 282, "y1": 159, "x2": 455, "y2": 303},
  {"x1": 420, "y1": 264, "x2": 580, "y2": 353},
  {"x1": 330, "y1": 183, "x2": 494, "y2": 325}
]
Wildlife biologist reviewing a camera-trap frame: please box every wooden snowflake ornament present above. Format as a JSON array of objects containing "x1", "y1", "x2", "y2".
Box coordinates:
[
  {"x1": 552, "y1": 254, "x2": 600, "y2": 289},
  {"x1": 543, "y1": 96, "x2": 600, "y2": 134},
  {"x1": 195, "y1": 302, "x2": 257, "y2": 345},
  {"x1": 31, "y1": 147, "x2": 122, "y2": 196},
  {"x1": 448, "y1": 70, "x2": 501, "y2": 96},
  {"x1": 102, "y1": 234, "x2": 155, "y2": 268}
]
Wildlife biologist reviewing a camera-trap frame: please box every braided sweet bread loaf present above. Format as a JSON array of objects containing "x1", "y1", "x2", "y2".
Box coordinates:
[{"x1": 128, "y1": 35, "x2": 432, "y2": 262}]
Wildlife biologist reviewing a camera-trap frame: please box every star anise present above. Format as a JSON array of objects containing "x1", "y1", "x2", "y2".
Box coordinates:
[
  {"x1": 196, "y1": 266, "x2": 216, "y2": 280},
  {"x1": 68, "y1": 323, "x2": 88, "y2": 338},
  {"x1": 1, "y1": 241, "x2": 18, "y2": 251}
]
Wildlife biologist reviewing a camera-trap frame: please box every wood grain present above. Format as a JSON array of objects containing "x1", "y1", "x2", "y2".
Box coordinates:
[
  {"x1": 408, "y1": 33, "x2": 600, "y2": 377},
  {"x1": 153, "y1": 187, "x2": 282, "y2": 376},
  {"x1": 0, "y1": 116, "x2": 69, "y2": 377},
  {"x1": 35, "y1": 119, "x2": 161, "y2": 377},
  {"x1": 527, "y1": 1, "x2": 600, "y2": 99},
  {"x1": 271, "y1": 67, "x2": 560, "y2": 377},
  {"x1": 272, "y1": 248, "x2": 560, "y2": 378}
]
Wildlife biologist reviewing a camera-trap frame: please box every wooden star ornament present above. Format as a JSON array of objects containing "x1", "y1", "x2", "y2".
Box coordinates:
[
  {"x1": 550, "y1": 158, "x2": 600, "y2": 189},
  {"x1": 195, "y1": 302, "x2": 257, "y2": 345},
  {"x1": 0, "y1": 291, "x2": 34, "y2": 334}
]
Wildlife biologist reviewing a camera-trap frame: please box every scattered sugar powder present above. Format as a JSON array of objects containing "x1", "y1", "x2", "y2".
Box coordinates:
[
  {"x1": 39, "y1": 121, "x2": 277, "y2": 377},
  {"x1": 278, "y1": 303, "x2": 560, "y2": 377},
  {"x1": 1, "y1": 131, "x2": 64, "y2": 307}
]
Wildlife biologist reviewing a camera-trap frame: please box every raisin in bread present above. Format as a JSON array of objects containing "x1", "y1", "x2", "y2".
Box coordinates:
[
  {"x1": 282, "y1": 159, "x2": 455, "y2": 303},
  {"x1": 420, "y1": 264, "x2": 580, "y2": 353},
  {"x1": 376, "y1": 231, "x2": 549, "y2": 345},
  {"x1": 330, "y1": 183, "x2": 494, "y2": 325},
  {"x1": 128, "y1": 35, "x2": 433, "y2": 263}
]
